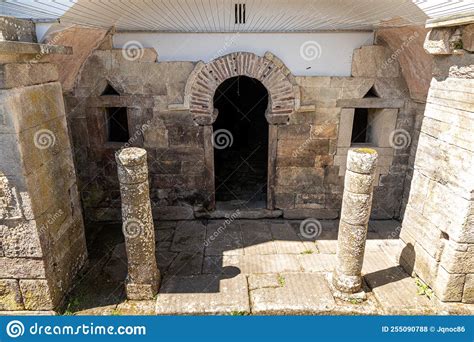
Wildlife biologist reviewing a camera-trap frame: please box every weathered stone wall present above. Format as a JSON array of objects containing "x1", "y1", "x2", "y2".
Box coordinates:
[
  {"x1": 69, "y1": 42, "x2": 418, "y2": 225},
  {"x1": 0, "y1": 63, "x2": 87, "y2": 311},
  {"x1": 399, "y1": 22, "x2": 474, "y2": 302},
  {"x1": 0, "y1": 16, "x2": 36, "y2": 43}
]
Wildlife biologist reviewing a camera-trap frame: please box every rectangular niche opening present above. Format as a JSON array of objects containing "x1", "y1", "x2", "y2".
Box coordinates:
[
  {"x1": 351, "y1": 108, "x2": 369, "y2": 144},
  {"x1": 106, "y1": 107, "x2": 129, "y2": 142}
]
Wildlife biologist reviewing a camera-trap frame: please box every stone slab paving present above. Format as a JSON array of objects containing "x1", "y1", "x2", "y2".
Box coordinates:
[
  {"x1": 362, "y1": 250, "x2": 436, "y2": 315},
  {"x1": 155, "y1": 274, "x2": 250, "y2": 315},
  {"x1": 248, "y1": 273, "x2": 336, "y2": 315},
  {"x1": 298, "y1": 254, "x2": 336, "y2": 272},
  {"x1": 63, "y1": 219, "x2": 474, "y2": 315}
]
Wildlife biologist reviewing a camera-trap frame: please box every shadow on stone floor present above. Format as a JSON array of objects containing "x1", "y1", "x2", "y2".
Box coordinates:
[{"x1": 63, "y1": 219, "x2": 410, "y2": 314}]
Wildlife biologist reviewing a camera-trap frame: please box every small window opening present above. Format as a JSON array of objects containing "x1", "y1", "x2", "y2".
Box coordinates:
[
  {"x1": 106, "y1": 107, "x2": 129, "y2": 142},
  {"x1": 101, "y1": 83, "x2": 120, "y2": 96},
  {"x1": 351, "y1": 108, "x2": 369, "y2": 144}
]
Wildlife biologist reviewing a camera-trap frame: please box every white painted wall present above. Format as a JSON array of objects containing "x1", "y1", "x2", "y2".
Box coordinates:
[
  {"x1": 114, "y1": 32, "x2": 374, "y2": 76},
  {"x1": 35, "y1": 23, "x2": 53, "y2": 42}
]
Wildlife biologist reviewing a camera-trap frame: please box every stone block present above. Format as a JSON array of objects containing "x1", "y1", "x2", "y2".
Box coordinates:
[
  {"x1": 277, "y1": 138, "x2": 329, "y2": 167},
  {"x1": 337, "y1": 108, "x2": 354, "y2": 147},
  {"x1": 400, "y1": 242, "x2": 439, "y2": 286},
  {"x1": 277, "y1": 124, "x2": 311, "y2": 140},
  {"x1": 400, "y1": 205, "x2": 445, "y2": 260},
  {"x1": 0, "y1": 220, "x2": 42, "y2": 257},
  {"x1": 373, "y1": 77, "x2": 409, "y2": 98},
  {"x1": 273, "y1": 193, "x2": 295, "y2": 208},
  {"x1": 155, "y1": 274, "x2": 249, "y2": 315},
  {"x1": 346, "y1": 148, "x2": 378, "y2": 174},
  {"x1": 368, "y1": 108, "x2": 399, "y2": 148},
  {"x1": 344, "y1": 170, "x2": 375, "y2": 194},
  {"x1": 0, "y1": 257, "x2": 46, "y2": 278},
  {"x1": 311, "y1": 123, "x2": 338, "y2": 139},
  {"x1": 0, "y1": 134, "x2": 23, "y2": 176},
  {"x1": 463, "y1": 274, "x2": 474, "y2": 303},
  {"x1": 295, "y1": 193, "x2": 325, "y2": 209},
  {"x1": 249, "y1": 273, "x2": 335, "y2": 315},
  {"x1": 282, "y1": 208, "x2": 339, "y2": 220},
  {"x1": 462, "y1": 24, "x2": 474, "y2": 52},
  {"x1": 424, "y1": 102, "x2": 474, "y2": 132},
  {"x1": 364, "y1": 254, "x2": 435, "y2": 314},
  {"x1": 351, "y1": 45, "x2": 399, "y2": 78},
  {"x1": 276, "y1": 167, "x2": 325, "y2": 189},
  {"x1": 0, "y1": 17, "x2": 36, "y2": 42},
  {"x1": 143, "y1": 117, "x2": 169, "y2": 148},
  {"x1": 0, "y1": 279, "x2": 24, "y2": 310},
  {"x1": 340, "y1": 77, "x2": 374, "y2": 98},
  {"x1": 19, "y1": 279, "x2": 55, "y2": 310},
  {"x1": 0, "y1": 63, "x2": 58, "y2": 89},
  {"x1": 167, "y1": 125, "x2": 203, "y2": 147},
  {"x1": 440, "y1": 241, "x2": 474, "y2": 274},
  {"x1": 340, "y1": 192, "x2": 372, "y2": 226},
  {"x1": 434, "y1": 266, "x2": 465, "y2": 302},
  {"x1": 0, "y1": 82, "x2": 65, "y2": 133},
  {"x1": 404, "y1": 170, "x2": 430, "y2": 213},
  {"x1": 295, "y1": 76, "x2": 331, "y2": 88},
  {"x1": 424, "y1": 28, "x2": 455, "y2": 55}
]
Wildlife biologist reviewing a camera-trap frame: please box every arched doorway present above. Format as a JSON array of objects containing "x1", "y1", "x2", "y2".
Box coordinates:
[{"x1": 212, "y1": 76, "x2": 269, "y2": 207}]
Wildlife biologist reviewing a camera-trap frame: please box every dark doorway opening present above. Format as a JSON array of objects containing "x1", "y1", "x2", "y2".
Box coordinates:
[{"x1": 213, "y1": 76, "x2": 269, "y2": 207}]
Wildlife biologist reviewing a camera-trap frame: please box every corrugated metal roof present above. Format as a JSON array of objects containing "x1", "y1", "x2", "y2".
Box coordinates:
[{"x1": 0, "y1": 0, "x2": 472, "y2": 32}]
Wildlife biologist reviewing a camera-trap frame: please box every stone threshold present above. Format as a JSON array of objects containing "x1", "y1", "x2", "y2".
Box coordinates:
[{"x1": 195, "y1": 200, "x2": 283, "y2": 219}]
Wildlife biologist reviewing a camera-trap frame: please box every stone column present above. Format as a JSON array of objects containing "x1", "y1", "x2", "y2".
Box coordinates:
[
  {"x1": 333, "y1": 148, "x2": 378, "y2": 295},
  {"x1": 116, "y1": 147, "x2": 160, "y2": 300}
]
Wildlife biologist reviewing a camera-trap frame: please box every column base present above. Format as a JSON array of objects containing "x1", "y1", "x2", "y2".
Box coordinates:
[
  {"x1": 126, "y1": 280, "x2": 160, "y2": 300},
  {"x1": 332, "y1": 270, "x2": 362, "y2": 294},
  {"x1": 329, "y1": 273, "x2": 367, "y2": 302}
]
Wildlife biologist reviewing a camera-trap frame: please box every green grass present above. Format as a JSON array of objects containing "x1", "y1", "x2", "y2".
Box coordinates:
[
  {"x1": 230, "y1": 311, "x2": 249, "y2": 316},
  {"x1": 301, "y1": 249, "x2": 314, "y2": 255},
  {"x1": 111, "y1": 308, "x2": 122, "y2": 316},
  {"x1": 63, "y1": 297, "x2": 81, "y2": 316},
  {"x1": 348, "y1": 298, "x2": 363, "y2": 304},
  {"x1": 415, "y1": 277, "x2": 434, "y2": 299},
  {"x1": 277, "y1": 274, "x2": 286, "y2": 287}
]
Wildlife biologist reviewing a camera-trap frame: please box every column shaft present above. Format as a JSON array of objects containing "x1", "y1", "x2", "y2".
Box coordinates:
[
  {"x1": 333, "y1": 148, "x2": 378, "y2": 294},
  {"x1": 116, "y1": 147, "x2": 160, "y2": 300}
]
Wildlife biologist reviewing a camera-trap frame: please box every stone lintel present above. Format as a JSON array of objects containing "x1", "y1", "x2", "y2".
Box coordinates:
[
  {"x1": 337, "y1": 98, "x2": 405, "y2": 109},
  {"x1": 0, "y1": 41, "x2": 72, "y2": 56},
  {"x1": 85, "y1": 95, "x2": 155, "y2": 108}
]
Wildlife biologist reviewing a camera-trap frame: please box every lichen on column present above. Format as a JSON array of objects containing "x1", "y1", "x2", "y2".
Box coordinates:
[
  {"x1": 116, "y1": 147, "x2": 160, "y2": 300},
  {"x1": 333, "y1": 148, "x2": 378, "y2": 296}
]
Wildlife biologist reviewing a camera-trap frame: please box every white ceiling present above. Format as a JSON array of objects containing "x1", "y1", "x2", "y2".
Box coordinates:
[{"x1": 1, "y1": 0, "x2": 473, "y2": 32}]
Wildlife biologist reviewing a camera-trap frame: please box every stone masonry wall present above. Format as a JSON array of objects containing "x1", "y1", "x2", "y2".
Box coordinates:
[
  {"x1": 0, "y1": 49, "x2": 87, "y2": 311},
  {"x1": 69, "y1": 42, "x2": 419, "y2": 227},
  {"x1": 399, "y1": 22, "x2": 474, "y2": 302}
]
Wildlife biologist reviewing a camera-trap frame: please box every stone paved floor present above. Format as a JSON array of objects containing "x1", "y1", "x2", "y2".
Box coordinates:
[{"x1": 65, "y1": 219, "x2": 474, "y2": 315}]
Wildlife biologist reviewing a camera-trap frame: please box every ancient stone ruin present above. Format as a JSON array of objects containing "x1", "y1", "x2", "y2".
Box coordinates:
[{"x1": 0, "y1": 2, "x2": 473, "y2": 315}]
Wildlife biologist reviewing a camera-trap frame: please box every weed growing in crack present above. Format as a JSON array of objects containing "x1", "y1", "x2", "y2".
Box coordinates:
[
  {"x1": 277, "y1": 274, "x2": 286, "y2": 287},
  {"x1": 415, "y1": 277, "x2": 434, "y2": 299}
]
